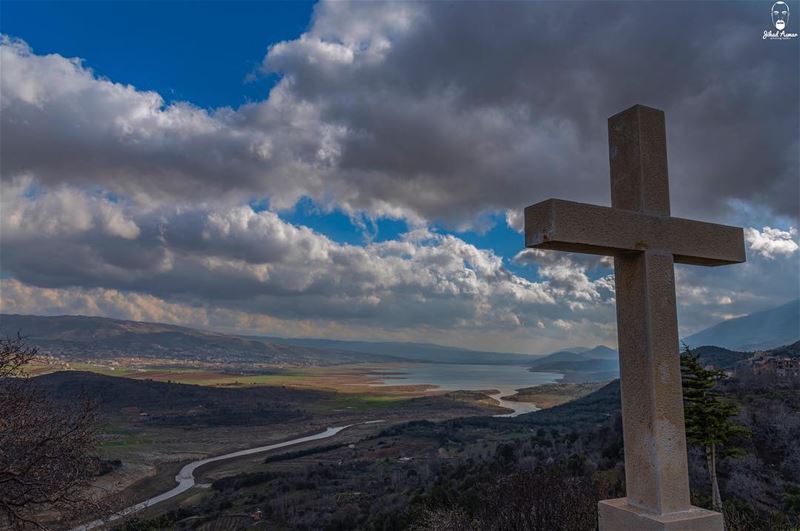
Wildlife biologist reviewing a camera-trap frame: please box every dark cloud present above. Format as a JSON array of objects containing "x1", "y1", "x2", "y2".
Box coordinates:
[
  {"x1": 1, "y1": 2, "x2": 798, "y2": 350},
  {"x1": 265, "y1": 1, "x2": 800, "y2": 223},
  {"x1": 2, "y1": 3, "x2": 798, "y2": 225}
]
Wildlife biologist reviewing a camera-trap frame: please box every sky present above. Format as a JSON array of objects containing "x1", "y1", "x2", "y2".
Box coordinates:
[{"x1": 0, "y1": 1, "x2": 798, "y2": 354}]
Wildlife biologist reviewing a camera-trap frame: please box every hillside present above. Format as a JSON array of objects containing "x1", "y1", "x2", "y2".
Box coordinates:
[
  {"x1": 683, "y1": 299, "x2": 800, "y2": 351},
  {"x1": 691, "y1": 345, "x2": 753, "y2": 369},
  {"x1": 258, "y1": 336, "x2": 542, "y2": 365},
  {"x1": 528, "y1": 345, "x2": 618, "y2": 368},
  {"x1": 141, "y1": 372, "x2": 799, "y2": 530},
  {"x1": 685, "y1": 342, "x2": 799, "y2": 373},
  {"x1": 767, "y1": 340, "x2": 800, "y2": 357},
  {"x1": 0, "y1": 314, "x2": 397, "y2": 367},
  {"x1": 31, "y1": 370, "x2": 325, "y2": 427},
  {"x1": 0, "y1": 313, "x2": 547, "y2": 367},
  {"x1": 528, "y1": 345, "x2": 619, "y2": 382},
  {"x1": 30, "y1": 370, "x2": 500, "y2": 429}
]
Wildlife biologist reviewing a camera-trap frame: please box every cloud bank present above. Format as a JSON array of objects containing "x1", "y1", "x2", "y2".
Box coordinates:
[{"x1": 1, "y1": 1, "x2": 798, "y2": 351}]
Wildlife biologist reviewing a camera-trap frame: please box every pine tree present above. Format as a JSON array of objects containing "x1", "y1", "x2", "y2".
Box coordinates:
[{"x1": 680, "y1": 345, "x2": 749, "y2": 513}]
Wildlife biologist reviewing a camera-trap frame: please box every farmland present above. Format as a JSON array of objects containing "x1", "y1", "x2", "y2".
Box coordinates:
[{"x1": 30, "y1": 368, "x2": 505, "y2": 528}]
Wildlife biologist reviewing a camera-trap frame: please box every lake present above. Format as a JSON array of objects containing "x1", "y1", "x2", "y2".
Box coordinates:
[{"x1": 368, "y1": 363, "x2": 562, "y2": 417}]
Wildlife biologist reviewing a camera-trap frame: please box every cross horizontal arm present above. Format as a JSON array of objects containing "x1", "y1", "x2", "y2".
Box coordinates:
[{"x1": 525, "y1": 199, "x2": 745, "y2": 266}]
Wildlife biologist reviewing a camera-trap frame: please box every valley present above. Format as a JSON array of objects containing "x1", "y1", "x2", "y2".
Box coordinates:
[
  {"x1": 34, "y1": 370, "x2": 503, "y2": 529},
  {"x1": 79, "y1": 374, "x2": 800, "y2": 531},
  {"x1": 3, "y1": 308, "x2": 798, "y2": 529}
]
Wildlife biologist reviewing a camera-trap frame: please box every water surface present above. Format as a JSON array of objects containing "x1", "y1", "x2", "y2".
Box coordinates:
[{"x1": 368, "y1": 363, "x2": 562, "y2": 416}]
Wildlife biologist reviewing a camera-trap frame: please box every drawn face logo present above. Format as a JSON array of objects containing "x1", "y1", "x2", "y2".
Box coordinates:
[{"x1": 772, "y1": 1, "x2": 789, "y2": 30}]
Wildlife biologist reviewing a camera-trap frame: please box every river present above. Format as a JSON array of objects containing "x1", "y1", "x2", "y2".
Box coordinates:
[{"x1": 366, "y1": 363, "x2": 562, "y2": 416}]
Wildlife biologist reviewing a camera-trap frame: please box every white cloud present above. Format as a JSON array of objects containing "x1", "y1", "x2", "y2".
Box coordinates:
[
  {"x1": 1, "y1": 2, "x2": 798, "y2": 351},
  {"x1": 2, "y1": 176, "x2": 140, "y2": 239},
  {"x1": 1, "y1": 179, "x2": 620, "y2": 347},
  {"x1": 744, "y1": 226, "x2": 799, "y2": 259},
  {"x1": 505, "y1": 209, "x2": 524, "y2": 233},
  {"x1": 0, "y1": 278, "x2": 619, "y2": 353}
]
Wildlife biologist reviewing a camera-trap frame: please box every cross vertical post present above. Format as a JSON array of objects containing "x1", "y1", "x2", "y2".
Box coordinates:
[{"x1": 606, "y1": 106, "x2": 691, "y2": 516}]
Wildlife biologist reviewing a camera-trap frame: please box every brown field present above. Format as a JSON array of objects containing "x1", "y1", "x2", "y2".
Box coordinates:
[
  {"x1": 32, "y1": 361, "x2": 443, "y2": 396},
  {"x1": 505, "y1": 381, "x2": 607, "y2": 408},
  {"x1": 60, "y1": 362, "x2": 505, "y2": 529}
]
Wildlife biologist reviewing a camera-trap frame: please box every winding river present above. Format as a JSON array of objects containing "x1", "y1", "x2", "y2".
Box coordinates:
[{"x1": 72, "y1": 424, "x2": 366, "y2": 530}]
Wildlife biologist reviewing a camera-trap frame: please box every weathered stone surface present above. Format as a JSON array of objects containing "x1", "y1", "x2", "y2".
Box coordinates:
[
  {"x1": 524, "y1": 104, "x2": 745, "y2": 529},
  {"x1": 599, "y1": 498, "x2": 724, "y2": 531},
  {"x1": 608, "y1": 105, "x2": 671, "y2": 216},
  {"x1": 614, "y1": 250, "x2": 689, "y2": 513},
  {"x1": 524, "y1": 199, "x2": 745, "y2": 265}
]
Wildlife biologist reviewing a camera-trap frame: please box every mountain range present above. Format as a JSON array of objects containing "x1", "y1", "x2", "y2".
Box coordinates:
[
  {"x1": 0, "y1": 314, "x2": 539, "y2": 366},
  {"x1": 258, "y1": 336, "x2": 539, "y2": 365},
  {"x1": 528, "y1": 345, "x2": 618, "y2": 366},
  {"x1": 682, "y1": 299, "x2": 799, "y2": 351},
  {"x1": 527, "y1": 345, "x2": 620, "y2": 381},
  {"x1": 529, "y1": 300, "x2": 799, "y2": 378},
  {"x1": 2, "y1": 299, "x2": 797, "y2": 368},
  {"x1": 0, "y1": 314, "x2": 396, "y2": 367}
]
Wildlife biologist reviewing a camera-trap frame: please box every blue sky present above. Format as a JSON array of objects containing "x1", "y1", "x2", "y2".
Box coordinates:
[
  {"x1": 0, "y1": 1, "x2": 797, "y2": 352},
  {"x1": 1, "y1": 1, "x2": 314, "y2": 108},
  {"x1": 1, "y1": 0, "x2": 538, "y2": 280}
]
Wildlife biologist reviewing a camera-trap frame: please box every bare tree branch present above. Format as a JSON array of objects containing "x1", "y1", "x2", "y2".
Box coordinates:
[{"x1": 0, "y1": 335, "x2": 112, "y2": 528}]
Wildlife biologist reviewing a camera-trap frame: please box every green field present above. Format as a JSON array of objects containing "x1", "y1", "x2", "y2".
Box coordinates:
[{"x1": 99, "y1": 425, "x2": 141, "y2": 447}]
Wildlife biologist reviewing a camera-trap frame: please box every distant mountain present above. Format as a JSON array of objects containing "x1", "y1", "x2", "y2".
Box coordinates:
[
  {"x1": 257, "y1": 337, "x2": 541, "y2": 365},
  {"x1": 0, "y1": 314, "x2": 542, "y2": 367},
  {"x1": 581, "y1": 345, "x2": 618, "y2": 360},
  {"x1": 682, "y1": 300, "x2": 800, "y2": 351},
  {"x1": 691, "y1": 341, "x2": 799, "y2": 371},
  {"x1": 542, "y1": 346, "x2": 591, "y2": 355},
  {"x1": 529, "y1": 345, "x2": 618, "y2": 368},
  {"x1": 530, "y1": 350, "x2": 588, "y2": 365},
  {"x1": 691, "y1": 345, "x2": 753, "y2": 369},
  {"x1": 768, "y1": 340, "x2": 800, "y2": 358},
  {"x1": 0, "y1": 314, "x2": 399, "y2": 367},
  {"x1": 528, "y1": 345, "x2": 619, "y2": 382},
  {"x1": 564, "y1": 346, "x2": 591, "y2": 354}
]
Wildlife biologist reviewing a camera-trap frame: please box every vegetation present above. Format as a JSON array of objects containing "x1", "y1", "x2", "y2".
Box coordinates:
[
  {"x1": 505, "y1": 382, "x2": 606, "y2": 408},
  {"x1": 0, "y1": 335, "x2": 109, "y2": 528},
  {"x1": 5, "y1": 329, "x2": 796, "y2": 530},
  {"x1": 681, "y1": 346, "x2": 749, "y2": 512},
  {"x1": 116, "y1": 373, "x2": 800, "y2": 531},
  {"x1": 262, "y1": 443, "x2": 348, "y2": 465},
  {"x1": 32, "y1": 370, "x2": 318, "y2": 429},
  {"x1": 109, "y1": 382, "x2": 627, "y2": 530},
  {"x1": 413, "y1": 466, "x2": 599, "y2": 531}
]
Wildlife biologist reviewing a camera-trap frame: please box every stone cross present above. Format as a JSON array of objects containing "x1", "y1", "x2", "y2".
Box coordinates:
[{"x1": 525, "y1": 105, "x2": 745, "y2": 530}]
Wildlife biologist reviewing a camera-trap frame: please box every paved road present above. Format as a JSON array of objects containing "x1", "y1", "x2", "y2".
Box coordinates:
[{"x1": 72, "y1": 424, "x2": 367, "y2": 530}]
